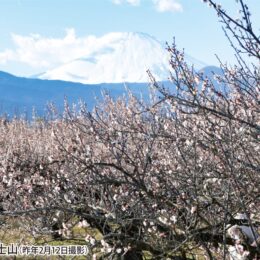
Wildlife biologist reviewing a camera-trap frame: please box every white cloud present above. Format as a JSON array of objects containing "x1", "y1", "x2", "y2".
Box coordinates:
[
  {"x1": 2, "y1": 30, "x2": 163, "y2": 74},
  {"x1": 153, "y1": 0, "x2": 183, "y2": 13},
  {"x1": 111, "y1": 0, "x2": 122, "y2": 4},
  {"x1": 111, "y1": 0, "x2": 182, "y2": 12},
  {"x1": 111, "y1": 0, "x2": 140, "y2": 6},
  {"x1": 0, "y1": 28, "x2": 107, "y2": 70},
  {"x1": 127, "y1": 0, "x2": 140, "y2": 5},
  {"x1": 0, "y1": 49, "x2": 15, "y2": 64}
]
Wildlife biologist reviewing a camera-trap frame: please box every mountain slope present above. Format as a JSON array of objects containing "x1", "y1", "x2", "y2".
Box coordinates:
[
  {"x1": 0, "y1": 63, "x2": 221, "y2": 118},
  {"x1": 0, "y1": 71, "x2": 150, "y2": 118},
  {"x1": 38, "y1": 32, "x2": 206, "y2": 84}
]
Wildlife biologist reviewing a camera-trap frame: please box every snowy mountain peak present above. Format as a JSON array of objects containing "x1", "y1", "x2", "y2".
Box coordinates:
[{"x1": 39, "y1": 32, "x2": 205, "y2": 84}]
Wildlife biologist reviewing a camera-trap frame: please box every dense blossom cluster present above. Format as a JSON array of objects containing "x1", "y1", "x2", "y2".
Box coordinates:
[
  {"x1": 0, "y1": 69, "x2": 259, "y2": 259},
  {"x1": 0, "y1": 0, "x2": 259, "y2": 259}
]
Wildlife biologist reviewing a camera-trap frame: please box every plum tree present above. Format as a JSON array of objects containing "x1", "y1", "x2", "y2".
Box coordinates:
[{"x1": 0, "y1": 1, "x2": 259, "y2": 259}]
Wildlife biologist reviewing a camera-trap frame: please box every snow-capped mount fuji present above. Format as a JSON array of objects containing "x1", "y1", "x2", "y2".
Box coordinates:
[{"x1": 38, "y1": 32, "x2": 206, "y2": 84}]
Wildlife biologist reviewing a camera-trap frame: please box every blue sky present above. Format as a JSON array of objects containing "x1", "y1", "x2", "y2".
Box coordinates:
[{"x1": 0, "y1": 0, "x2": 260, "y2": 76}]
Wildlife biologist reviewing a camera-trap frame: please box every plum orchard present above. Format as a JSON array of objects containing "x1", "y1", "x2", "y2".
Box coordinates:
[{"x1": 0, "y1": 0, "x2": 259, "y2": 259}]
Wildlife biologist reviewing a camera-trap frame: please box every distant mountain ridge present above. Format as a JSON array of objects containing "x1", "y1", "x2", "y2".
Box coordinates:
[
  {"x1": 0, "y1": 67, "x2": 222, "y2": 119},
  {"x1": 0, "y1": 71, "x2": 151, "y2": 118}
]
